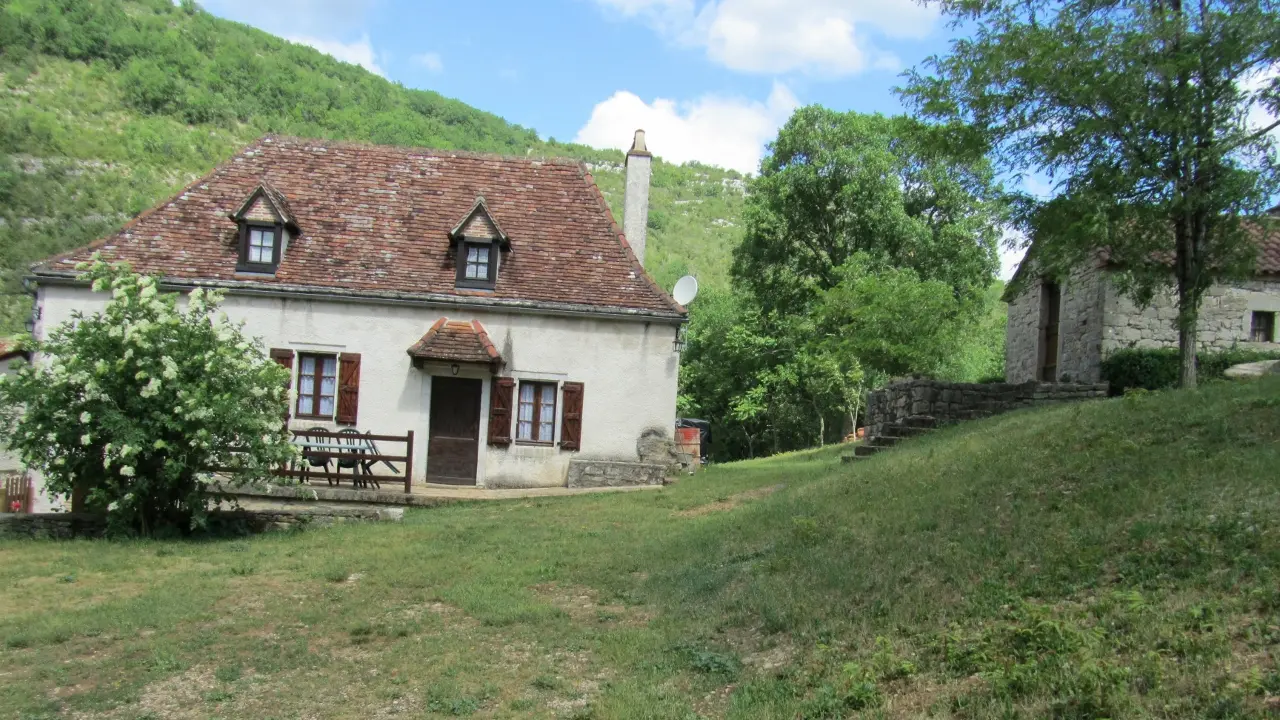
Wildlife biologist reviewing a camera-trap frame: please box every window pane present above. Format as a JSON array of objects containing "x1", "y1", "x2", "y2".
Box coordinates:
[
  {"x1": 476, "y1": 247, "x2": 489, "y2": 263},
  {"x1": 517, "y1": 421, "x2": 533, "y2": 440},
  {"x1": 466, "y1": 263, "x2": 480, "y2": 279},
  {"x1": 538, "y1": 422, "x2": 553, "y2": 442},
  {"x1": 300, "y1": 356, "x2": 316, "y2": 375},
  {"x1": 520, "y1": 383, "x2": 534, "y2": 403},
  {"x1": 298, "y1": 375, "x2": 314, "y2": 395},
  {"x1": 297, "y1": 394, "x2": 312, "y2": 414},
  {"x1": 322, "y1": 357, "x2": 337, "y2": 378},
  {"x1": 467, "y1": 246, "x2": 479, "y2": 263},
  {"x1": 320, "y1": 375, "x2": 336, "y2": 399},
  {"x1": 518, "y1": 398, "x2": 534, "y2": 423},
  {"x1": 318, "y1": 395, "x2": 334, "y2": 416}
]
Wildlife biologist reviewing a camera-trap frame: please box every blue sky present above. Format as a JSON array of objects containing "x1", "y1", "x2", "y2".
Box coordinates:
[{"x1": 196, "y1": 0, "x2": 1011, "y2": 272}]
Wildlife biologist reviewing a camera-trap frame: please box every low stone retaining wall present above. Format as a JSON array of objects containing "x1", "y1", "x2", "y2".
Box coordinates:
[
  {"x1": 866, "y1": 379, "x2": 1109, "y2": 438},
  {"x1": 567, "y1": 459, "x2": 667, "y2": 489},
  {"x1": 0, "y1": 506, "x2": 402, "y2": 540}
]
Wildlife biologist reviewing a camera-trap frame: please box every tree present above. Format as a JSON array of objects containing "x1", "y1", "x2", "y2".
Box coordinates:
[
  {"x1": 904, "y1": 0, "x2": 1280, "y2": 387},
  {"x1": 0, "y1": 259, "x2": 297, "y2": 535},
  {"x1": 815, "y1": 256, "x2": 981, "y2": 383},
  {"x1": 732, "y1": 107, "x2": 1003, "y2": 314}
]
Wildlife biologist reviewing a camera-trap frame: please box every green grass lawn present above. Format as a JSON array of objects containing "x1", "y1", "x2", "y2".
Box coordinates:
[{"x1": 3, "y1": 378, "x2": 1280, "y2": 719}]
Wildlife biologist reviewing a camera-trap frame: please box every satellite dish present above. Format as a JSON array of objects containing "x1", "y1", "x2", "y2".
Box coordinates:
[{"x1": 672, "y1": 275, "x2": 699, "y2": 306}]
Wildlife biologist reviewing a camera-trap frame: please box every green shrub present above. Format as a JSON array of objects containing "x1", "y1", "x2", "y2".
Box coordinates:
[{"x1": 1100, "y1": 347, "x2": 1280, "y2": 394}]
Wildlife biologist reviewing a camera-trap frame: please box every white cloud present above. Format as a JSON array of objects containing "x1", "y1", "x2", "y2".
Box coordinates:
[
  {"x1": 286, "y1": 34, "x2": 385, "y2": 77},
  {"x1": 412, "y1": 52, "x2": 445, "y2": 74},
  {"x1": 574, "y1": 83, "x2": 799, "y2": 174},
  {"x1": 591, "y1": 0, "x2": 936, "y2": 77}
]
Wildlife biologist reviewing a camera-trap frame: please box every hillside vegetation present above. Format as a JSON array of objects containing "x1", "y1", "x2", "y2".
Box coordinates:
[
  {"x1": 3, "y1": 378, "x2": 1278, "y2": 717},
  {"x1": 0, "y1": 0, "x2": 744, "y2": 332}
]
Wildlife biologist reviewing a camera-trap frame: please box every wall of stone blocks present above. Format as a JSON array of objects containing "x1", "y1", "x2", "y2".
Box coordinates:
[
  {"x1": 566, "y1": 459, "x2": 666, "y2": 488},
  {"x1": 1101, "y1": 278, "x2": 1280, "y2": 355},
  {"x1": 1005, "y1": 265, "x2": 1107, "y2": 383},
  {"x1": 865, "y1": 379, "x2": 1109, "y2": 438}
]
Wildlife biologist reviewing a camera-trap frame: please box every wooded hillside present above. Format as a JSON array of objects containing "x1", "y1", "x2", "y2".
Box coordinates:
[{"x1": 0, "y1": 0, "x2": 745, "y2": 331}]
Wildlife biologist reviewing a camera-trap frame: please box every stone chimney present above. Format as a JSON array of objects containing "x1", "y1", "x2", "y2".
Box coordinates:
[{"x1": 623, "y1": 129, "x2": 652, "y2": 266}]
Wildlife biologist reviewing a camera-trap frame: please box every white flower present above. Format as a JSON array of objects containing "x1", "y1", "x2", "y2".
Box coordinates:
[
  {"x1": 45, "y1": 432, "x2": 56, "y2": 443},
  {"x1": 80, "y1": 411, "x2": 91, "y2": 424},
  {"x1": 140, "y1": 377, "x2": 162, "y2": 398},
  {"x1": 119, "y1": 466, "x2": 135, "y2": 477},
  {"x1": 107, "y1": 501, "x2": 119, "y2": 512},
  {"x1": 153, "y1": 439, "x2": 167, "y2": 450},
  {"x1": 53, "y1": 457, "x2": 65, "y2": 466},
  {"x1": 141, "y1": 286, "x2": 157, "y2": 299},
  {"x1": 120, "y1": 444, "x2": 136, "y2": 458},
  {"x1": 80, "y1": 434, "x2": 92, "y2": 446}
]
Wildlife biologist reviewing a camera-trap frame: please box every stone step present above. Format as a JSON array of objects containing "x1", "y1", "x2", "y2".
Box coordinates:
[
  {"x1": 853, "y1": 444, "x2": 883, "y2": 457},
  {"x1": 903, "y1": 415, "x2": 938, "y2": 429},
  {"x1": 869, "y1": 435, "x2": 903, "y2": 448},
  {"x1": 840, "y1": 453, "x2": 858, "y2": 463}
]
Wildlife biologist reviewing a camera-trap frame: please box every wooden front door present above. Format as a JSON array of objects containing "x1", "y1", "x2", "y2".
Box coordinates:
[{"x1": 427, "y1": 377, "x2": 482, "y2": 485}]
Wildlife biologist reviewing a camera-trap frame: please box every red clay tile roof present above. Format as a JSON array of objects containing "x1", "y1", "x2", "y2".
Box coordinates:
[
  {"x1": 406, "y1": 319, "x2": 502, "y2": 365},
  {"x1": 34, "y1": 136, "x2": 683, "y2": 319}
]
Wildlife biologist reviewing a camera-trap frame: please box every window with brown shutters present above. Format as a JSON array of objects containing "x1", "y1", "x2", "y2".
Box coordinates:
[
  {"x1": 560, "y1": 382, "x2": 583, "y2": 451},
  {"x1": 336, "y1": 353, "x2": 361, "y2": 425},
  {"x1": 488, "y1": 377, "x2": 514, "y2": 446},
  {"x1": 269, "y1": 348, "x2": 294, "y2": 425}
]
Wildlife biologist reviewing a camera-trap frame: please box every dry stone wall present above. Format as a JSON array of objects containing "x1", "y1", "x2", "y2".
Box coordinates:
[
  {"x1": 866, "y1": 379, "x2": 1108, "y2": 438},
  {"x1": 566, "y1": 459, "x2": 666, "y2": 488}
]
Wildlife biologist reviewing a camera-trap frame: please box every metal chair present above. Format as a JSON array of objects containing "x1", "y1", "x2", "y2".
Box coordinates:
[{"x1": 358, "y1": 431, "x2": 399, "y2": 490}]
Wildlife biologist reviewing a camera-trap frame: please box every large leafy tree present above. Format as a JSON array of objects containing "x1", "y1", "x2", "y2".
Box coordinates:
[
  {"x1": 904, "y1": 0, "x2": 1280, "y2": 387},
  {"x1": 732, "y1": 107, "x2": 1003, "y2": 314}
]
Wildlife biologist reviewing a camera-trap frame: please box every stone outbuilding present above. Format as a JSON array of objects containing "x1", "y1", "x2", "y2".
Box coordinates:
[{"x1": 1004, "y1": 222, "x2": 1280, "y2": 384}]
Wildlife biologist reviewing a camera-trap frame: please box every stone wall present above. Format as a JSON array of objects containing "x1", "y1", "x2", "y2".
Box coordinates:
[
  {"x1": 566, "y1": 459, "x2": 666, "y2": 489},
  {"x1": 1005, "y1": 265, "x2": 1107, "y2": 383},
  {"x1": 1008, "y1": 261, "x2": 1280, "y2": 383},
  {"x1": 866, "y1": 379, "x2": 1109, "y2": 438},
  {"x1": 1101, "y1": 277, "x2": 1280, "y2": 355},
  {"x1": 0, "y1": 506, "x2": 400, "y2": 540}
]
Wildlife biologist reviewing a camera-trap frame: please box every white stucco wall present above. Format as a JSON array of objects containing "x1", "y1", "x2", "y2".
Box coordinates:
[{"x1": 36, "y1": 285, "x2": 680, "y2": 489}]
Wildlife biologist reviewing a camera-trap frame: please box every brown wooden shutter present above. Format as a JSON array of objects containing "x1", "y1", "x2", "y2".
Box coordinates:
[
  {"x1": 269, "y1": 348, "x2": 294, "y2": 426},
  {"x1": 336, "y1": 353, "x2": 361, "y2": 425},
  {"x1": 560, "y1": 382, "x2": 583, "y2": 450},
  {"x1": 488, "y1": 377, "x2": 514, "y2": 446}
]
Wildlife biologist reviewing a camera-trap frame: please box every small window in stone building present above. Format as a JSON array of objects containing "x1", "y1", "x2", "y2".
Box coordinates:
[{"x1": 1251, "y1": 311, "x2": 1276, "y2": 343}]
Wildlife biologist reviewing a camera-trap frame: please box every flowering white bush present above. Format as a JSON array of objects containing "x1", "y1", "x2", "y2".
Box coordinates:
[{"x1": 0, "y1": 258, "x2": 297, "y2": 535}]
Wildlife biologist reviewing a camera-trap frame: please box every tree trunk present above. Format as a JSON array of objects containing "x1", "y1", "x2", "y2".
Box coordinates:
[
  {"x1": 1176, "y1": 278, "x2": 1198, "y2": 388},
  {"x1": 817, "y1": 413, "x2": 825, "y2": 447}
]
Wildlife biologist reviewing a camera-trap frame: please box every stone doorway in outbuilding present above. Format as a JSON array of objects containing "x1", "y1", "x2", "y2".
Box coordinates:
[
  {"x1": 426, "y1": 377, "x2": 482, "y2": 485},
  {"x1": 1039, "y1": 281, "x2": 1062, "y2": 382}
]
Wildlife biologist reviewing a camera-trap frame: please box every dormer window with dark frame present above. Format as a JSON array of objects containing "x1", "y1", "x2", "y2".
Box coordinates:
[
  {"x1": 229, "y1": 180, "x2": 298, "y2": 275},
  {"x1": 449, "y1": 195, "x2": 511, "y2": 291},
  {"x1": 240, "y1": 223, "x2": 282, "y2": 272},
  {"x1": 458, "y1": 241, "x2": 497, "y2": 288}
]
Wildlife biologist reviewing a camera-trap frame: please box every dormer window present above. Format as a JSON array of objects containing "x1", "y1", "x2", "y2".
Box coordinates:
[
  {"x1": 450, "y1": 196, "x2": 510, "y2": 291},
  {"x1": 459, "y1": 242, "x2": 496, "y2": 287},
  {"x1": 230, "y1": 180, "x2": 298, "y2": 275},
  {"x1": 240, "y1": 224, "x2": 282, "y2": 272}
]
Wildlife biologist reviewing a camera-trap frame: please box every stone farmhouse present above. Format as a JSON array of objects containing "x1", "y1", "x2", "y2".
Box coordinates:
[
  {"x1": 27, "y1": 132, "x2": 685, "y2": 489},
  {"x1": 1004, "y1": 218, "x2": 1280, "y2": 383}
]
